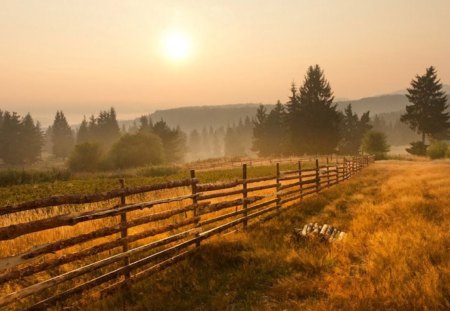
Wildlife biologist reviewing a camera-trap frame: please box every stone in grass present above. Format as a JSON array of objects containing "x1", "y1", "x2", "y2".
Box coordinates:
[{"x1": 292, "y1": 223, "x2": 346, "y2": 243}]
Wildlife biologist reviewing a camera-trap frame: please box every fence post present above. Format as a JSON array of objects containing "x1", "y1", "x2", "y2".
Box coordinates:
[
  {"x1": 315, "y1": 159, "x2": 320, "y2": 193},
  {"x1": 118, "y1": 179, "x2": 130, "y2": 281},
  {"x1": 242, "y1": 164, "x2": 248, "y2": 229},
  {"x1": 298, "y1": 161, "x2": 303, "y2": 200},
  {"x1": 352, "y1": 156, "x2": 355, "y2": 176},
  {"x1": 276, "y1": 163, "x2": 281, "y2": 212},
  {"x1": 336, "y1": 157, "x2": 340, "y2": 184},
  {"x1": 190, "y1": 169, "x2": 200, "y2": 247},
  {"x1": 326, "y1": 157, "x2": 330, "y2": 188}
]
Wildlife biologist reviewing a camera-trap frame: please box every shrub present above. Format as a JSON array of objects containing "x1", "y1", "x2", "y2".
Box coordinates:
[
  {"x1": 137, "y1": 165, "x2": 181, "y2": 177},
  {"x1": 361, "y1": 131, "x2": 390, "y2": 160},
  {"x1": 427, "y1": 141, "x2": 448, "y2": 159},
  {"x1": 0, "y1": 168, "x2": 71, "y2": 187},
  {"x1": 108, "y1": 133, "x2": 164, "y2": 169},
  {"x1": 68, "y1": 142, "x2": 103, "y2": 172},
  {"x1": 406, "y1": 141, "x2": 428, "y2": 156}
]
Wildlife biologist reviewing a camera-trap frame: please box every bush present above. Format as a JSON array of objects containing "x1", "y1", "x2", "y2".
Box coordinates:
[
  {"x1": 137, "y1": 165, "x2": 181, "y2": 177},
  {"x1": 361, "y1": 131, "x2": 390, "y2": 160},
  {"x1": 68, "y1": 142, "x2": 103, "y2": 172},
  {"x1": 427, "y1": 141, "x2": 448, "y2": 159},
  {"x1": 108, "y1": 133, "x2": 164, "y2": 169},
  {"x1": 406, "y1": 141, "x2": 428, "y2": 156},
  {"x1": 0, "y1": 168, "x2": 71, "y2": 187}
]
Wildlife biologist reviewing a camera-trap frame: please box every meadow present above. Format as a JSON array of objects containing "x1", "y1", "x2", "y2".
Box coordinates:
[
  {"x1": 0, "y1": 157, "x2": 326, "y2": 309},
  {"x1": 90, "y1": 160, "x2": 450, "y2": 311}
]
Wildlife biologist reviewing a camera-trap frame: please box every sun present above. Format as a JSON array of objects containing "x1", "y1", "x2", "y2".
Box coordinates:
[{"x1": 162, "y1": 31, "x2": 192, "y2": 62}]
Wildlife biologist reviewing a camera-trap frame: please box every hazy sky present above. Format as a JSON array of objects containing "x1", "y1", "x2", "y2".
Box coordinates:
[{"x1": 1, "y1": 0, "x2": 450, "y2": 124}]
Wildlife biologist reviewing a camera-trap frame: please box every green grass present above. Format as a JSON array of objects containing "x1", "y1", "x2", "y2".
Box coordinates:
[{"x1": 0, "y1": 161, "x2": 314, "y2": 206}]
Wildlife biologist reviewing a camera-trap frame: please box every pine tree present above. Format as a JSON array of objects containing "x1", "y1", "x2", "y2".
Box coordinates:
[
  {"x1": 252, "y1": 105, "x2": 269, "y2": 156},
  {"x1": 52, "y1": 111, "x2": 74, "y2": 158},
  {"x1": 0, "y1": 111, "x2": 22, "y2": 164},
  {"x1": 288, "y1": 65, "x2": 341, "y2": 154},
  {"x1": 76, "y1": 116, "x2": 90, "y2": 144},
  {"x1": 153, "y1": 120, "x2": 187, "y2": 162},
  {"x1": 19, "y1": 114, "x2": 43, "y2": 163},
  {"x1": 338, "y1": 104, "x2": 371, "y2": 154},
  {"x1": 401, "y1": 66, "x2": 450, "y2": 144}
]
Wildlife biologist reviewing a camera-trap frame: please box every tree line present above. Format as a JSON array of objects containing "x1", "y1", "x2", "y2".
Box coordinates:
[
  {"x1": 252, "y1": 65, "x2": 378, "y2": 157},
  {"x1": 0, "y1": 111, "x2": 43, "y2": 165}
]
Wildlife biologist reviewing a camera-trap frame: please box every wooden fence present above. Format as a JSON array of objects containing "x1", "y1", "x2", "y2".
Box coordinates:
[{"x1": 0, "y1": 155, "x2": 373, "y2": 310}]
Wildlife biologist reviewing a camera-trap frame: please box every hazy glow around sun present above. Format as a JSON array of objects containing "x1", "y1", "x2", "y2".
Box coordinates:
[{"x1": 162, "y1": 31, "x2": 192, "y2": 62}]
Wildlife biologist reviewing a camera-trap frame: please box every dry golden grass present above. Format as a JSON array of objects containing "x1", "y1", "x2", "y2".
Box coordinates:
[
  {"x1": 92, "y1": 160, "x2": 450, "y2": 311},
  {"x1": 1, "y1": 160, "x2": 315, "y2": 309}
]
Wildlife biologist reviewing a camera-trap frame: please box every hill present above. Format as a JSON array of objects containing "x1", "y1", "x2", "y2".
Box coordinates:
[
  {"x1": 118, "y1": 84, "x2": 450, "y2": 132},
  {"x1": 148, "y1": 103, "x2": 273, "y2": 132}
]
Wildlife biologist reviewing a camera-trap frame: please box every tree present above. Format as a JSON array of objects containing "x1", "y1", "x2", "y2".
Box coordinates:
[
  {"x1": 287, "y1": 65, "x2": 341, "y2": 154},
  {"x1": 252, "y1": 102, "x2": 286, "y2": 157},
  {"x1": 338, "y1": 104, "x2": 371, "y2": 154},
  {"x1": 401, "y1": 66, "x2": 450, "y2": 144},
  {"x1": 68, "y1": 142, "x2": 103, "y2": 171},
  {"x1": 252, "y1": 105, "x2": 269, "y2": 156},
  {"x1": 188, "y1": 129, "x2": 202, "y2": 156},
  {"x1": 153, "y1": 120, "x2": 187, "y2": 163},
  {"x1": 0, "y1": 111, "x2": 22, "y2": 164},
  {"x1": 76, "y1": 116, "x2": 90, "y2": 144},
  {"x1": 51, "y1": 111, "x2": 74, "y2": 158},
  {"x1": 361, "y1": 131, "x2": 390, "y2": 159},
  {"x1": 108, "y1": 132, "x2": 164, "y2": 169},
  {"x1": 19, "y1": 114, "x2": 43, "y2": 163}
]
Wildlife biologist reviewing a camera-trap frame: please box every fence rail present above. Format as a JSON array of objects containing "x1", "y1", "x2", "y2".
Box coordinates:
[{"x1": 0, "y1": 155, "x2": 374, "y2": 310}]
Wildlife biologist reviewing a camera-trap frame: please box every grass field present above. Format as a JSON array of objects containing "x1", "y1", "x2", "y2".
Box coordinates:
[
  {"x1": 0, "y1": 159, "x2": 321, "y2": 309},
  {"x1": 90, "y1": 160, "x2": 450, "y2": 311}
]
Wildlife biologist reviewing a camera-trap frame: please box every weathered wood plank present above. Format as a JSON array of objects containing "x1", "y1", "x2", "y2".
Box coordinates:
[
  {"x1": 0, "y1": 179, "x2": 197, "y2": 216},
  {"x1": 0, "y1": 194, "x2": 195, "y2": 241}
]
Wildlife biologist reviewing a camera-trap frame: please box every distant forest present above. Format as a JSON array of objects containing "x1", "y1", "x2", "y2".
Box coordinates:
[{"x1": 3, "y1": 66, "x2": 447, "y2": 168}]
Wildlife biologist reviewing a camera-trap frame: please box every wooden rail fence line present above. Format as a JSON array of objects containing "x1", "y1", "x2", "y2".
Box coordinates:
[{"x1": 0, "y1": 155, "x2": 374, "y2": 310}]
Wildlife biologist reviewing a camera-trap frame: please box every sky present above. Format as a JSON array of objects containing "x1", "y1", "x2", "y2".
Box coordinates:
[{"x1": 1, "y1": 0, "x2": 450, "y2": 125}]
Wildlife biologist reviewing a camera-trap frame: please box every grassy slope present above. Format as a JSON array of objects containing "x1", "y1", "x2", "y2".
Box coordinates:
[{"x1": 91, "y1": 161, "x2": 450, "y2": 311}]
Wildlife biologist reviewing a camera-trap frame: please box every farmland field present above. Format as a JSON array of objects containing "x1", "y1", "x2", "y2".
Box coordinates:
[{"x1": 90, "y1": 160, "x2": 450, "y2": 311}]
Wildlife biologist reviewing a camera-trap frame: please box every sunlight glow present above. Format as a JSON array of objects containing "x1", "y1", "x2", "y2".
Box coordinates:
[{"x1": 162, "y1": 31, "x2": 192, "y2": 62}]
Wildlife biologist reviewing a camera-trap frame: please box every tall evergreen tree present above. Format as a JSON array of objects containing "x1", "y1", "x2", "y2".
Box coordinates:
[
  {"x1": 76, "y1": 116, "x2": 90, "y2": 144},
  {"x1": 401, "y1": 66, "x2": 450, "y2": 144},
  {"x1": 153, "y1": 120, "x2": 187, "y2": 162},
  {"x1": 19, "y1": 114, "x2": 43, "y2": 163},
  {"x1": 252, "y1": 102, "x2": 286, "y2": 156},
  {"x1": 0, "y1": 111, "x2": 22, "y2": 164},
  {"x1": 52, "y1": 111, "x2": 74, "y2": 158},
  {"x1": 338, "y1": 104, "x2": 371, "y2": 154},
  {"x1": 252, "y1": 105, "x2": 269, "y2": 156},
  {"x1": 288, "y1": 65, "x2": 341, "y2": 154}
]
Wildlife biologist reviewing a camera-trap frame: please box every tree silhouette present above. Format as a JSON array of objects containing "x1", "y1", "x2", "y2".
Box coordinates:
[
  {"x1": 51, "y1": 111, "x2": 74, "y2": 158},
  {"x1": 401, "y1": 66, "x2": 450, "y2": 144},
  {"x1": 338, "y1": 104, "x2": 371, "y2": 154},
  {"x1": 288, "y1": 65, "x2": 341, "y2": 154}
]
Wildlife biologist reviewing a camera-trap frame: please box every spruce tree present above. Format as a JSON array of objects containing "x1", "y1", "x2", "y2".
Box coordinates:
[
  {"x1": 19, "y1": 114, "x2": 43, "y2": 163},
  {"x1": 401, "y1": 66, "x2": 450, "y2": 144},
  {"x1": 52, "y1": 111, "x2": 74, "y2": 158},
  {"x1": 338, "y1": 104, "x2": 371, "y2": 154},
  {"x1": 289, "y1": 65, "x2": 341, "y2": 154},
  {"x1": 252, "y1": 105, "x2": 269, "y2": 156},
  {"x1": 76, "y1": 116, "x2": 90, "y2": 144},
  {"x1": 0, "y1": 111, "x2": 22, "y2": 164}
]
